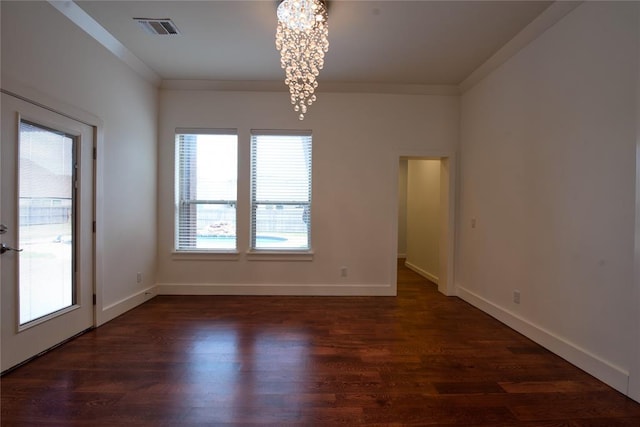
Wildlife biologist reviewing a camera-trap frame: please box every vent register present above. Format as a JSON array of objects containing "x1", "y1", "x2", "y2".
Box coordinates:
[{"x1": 134, "y1": 18, "x2": 180, "y2": 35}]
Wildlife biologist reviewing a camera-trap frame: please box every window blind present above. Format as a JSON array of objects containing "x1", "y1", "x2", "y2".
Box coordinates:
[
  {"x1": 250, "y1": 131, "x2": 312, "y2": 250},
  {"x1": 175, "y1": 131, "x2": 237, "y2": 250}
]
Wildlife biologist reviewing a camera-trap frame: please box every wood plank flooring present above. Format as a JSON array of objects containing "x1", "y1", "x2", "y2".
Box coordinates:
[{"x1": 2, "y1": 263, "x2": 640, "y2": 426}]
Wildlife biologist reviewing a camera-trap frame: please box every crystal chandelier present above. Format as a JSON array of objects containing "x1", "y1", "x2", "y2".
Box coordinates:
[{"x1": 275, "y1": 0, "x2": 329, "y2": 120}]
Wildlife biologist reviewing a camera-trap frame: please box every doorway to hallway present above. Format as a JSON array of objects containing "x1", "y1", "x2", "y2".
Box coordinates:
[{"x1": 394, "y1": 154, "x2": 455, "y2": 296}]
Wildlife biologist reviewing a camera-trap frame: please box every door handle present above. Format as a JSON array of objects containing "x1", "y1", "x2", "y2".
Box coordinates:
[
  {"x1": 0, "y1": 243, "x2": 23, "y2": 254},
  {"x1": 0, "y1": 224, "x2": 7, "y2": 234}
]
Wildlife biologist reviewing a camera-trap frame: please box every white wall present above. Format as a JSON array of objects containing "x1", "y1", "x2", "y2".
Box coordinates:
[
  {"x1": 397, "y1": 159, "x2": 408, "y2": 257},
  {"x1": 459, "y1": 1, "x2": 638, "y2": 396},
  {"x1": 406, "y1": 159, "x2": 440, "y2": 283},
  {"x1": 157, "y1": 89, "x2": 458, "y2": 295},
  {"x1": 1, "y1": 1, "x2": 158, "y2": 324}
]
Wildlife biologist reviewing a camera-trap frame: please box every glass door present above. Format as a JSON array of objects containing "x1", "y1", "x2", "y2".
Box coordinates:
[{"x1": 1, "y1": 93, "x2": 94, "y2": 372}]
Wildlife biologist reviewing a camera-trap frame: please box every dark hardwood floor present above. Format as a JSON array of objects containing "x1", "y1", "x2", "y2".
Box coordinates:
[{"x1": 2, "y1": 263, "x2": 640, "y2": 426}]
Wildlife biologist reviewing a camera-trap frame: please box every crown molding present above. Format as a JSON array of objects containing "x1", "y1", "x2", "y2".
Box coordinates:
[
  {"x1": 161, "y1": 79, "x2": 459, "y2": 96},
  {"x1": 48, "y1": 1, "x2": 161, "y2": 86},
  {"x1": 459, "y1": 1, "x2": 582, "y2": 93}
]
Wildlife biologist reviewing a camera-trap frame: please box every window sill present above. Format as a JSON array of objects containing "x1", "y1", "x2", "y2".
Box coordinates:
[
  {"x1": 245, "y1": 250, "x2": 314, "y2": 262},
  {"x1": 171, "y1": 250, "x2": 240, "y2": 261}
]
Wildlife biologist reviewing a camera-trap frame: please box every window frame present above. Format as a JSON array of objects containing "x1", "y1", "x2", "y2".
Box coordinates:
[
  {"x1": 174, "y1": 128, "x2": 238, "y2": 254},
  {"x1": 249, "y1": 129, "x2": 313, "y2": 254}
]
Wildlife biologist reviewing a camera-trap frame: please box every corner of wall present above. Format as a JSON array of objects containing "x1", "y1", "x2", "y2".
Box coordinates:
[
  {"x1": 96, "y1": 286, "x2": 157, "y2": 326},
  {"x1": 457, "y1": 285, "x2": 630, "y2": 395},
  {"x1": 459, "y1": 1, "x2": 582, "y2": 93}
]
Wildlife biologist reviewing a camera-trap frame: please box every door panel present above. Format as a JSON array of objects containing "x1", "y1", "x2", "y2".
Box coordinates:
[{"x1": 1, "y1": 93, "x2": 94, "y2": 372}]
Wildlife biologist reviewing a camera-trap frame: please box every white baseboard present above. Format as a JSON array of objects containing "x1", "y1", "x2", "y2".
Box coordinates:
[
  {"x1": 97, "y1": 285, "x2": 157, "y2": 326},
  {"x1": 456, "y1": 284, "x2": 630, "y2": 395},
  {"x1": 156, "y1": 283, "x2": 394, "y2": 296},
  {"x1": 404, "y1": 261, "x2": 439, "y2": 285}
]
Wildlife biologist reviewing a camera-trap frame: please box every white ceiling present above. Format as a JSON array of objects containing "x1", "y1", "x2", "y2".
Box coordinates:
[{"x1": 75, "y1": 0, "x2": 552, "y2": 86}]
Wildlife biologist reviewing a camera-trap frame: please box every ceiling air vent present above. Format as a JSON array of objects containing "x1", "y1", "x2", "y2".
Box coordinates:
[{"x1": 134, "y1": 18, "x2": 180, "y2": 35}]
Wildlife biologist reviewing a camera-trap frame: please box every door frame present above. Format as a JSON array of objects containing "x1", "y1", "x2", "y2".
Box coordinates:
[
  {"x1": 1, "y1": 78, "x2": 104, "y2": 329},
  {"x1": 391, "y1": 150, "x2": 457, "y2": 297}
]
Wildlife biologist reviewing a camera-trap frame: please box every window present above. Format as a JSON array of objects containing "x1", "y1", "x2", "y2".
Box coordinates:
[
  {"x1": 175, "y1": 129, "x2": 237, "y2": 251},
  {"x1": 251, "y1": 131, "x2": 312, "y2": 251}
]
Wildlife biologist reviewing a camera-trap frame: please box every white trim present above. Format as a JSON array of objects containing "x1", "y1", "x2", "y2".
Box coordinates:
[
  {"x1": 175, "y1": 128, "x2": 238, "y2": 136},
  {"x1": 17, "y1": 305, "x2": 81, "y2": 333},
  {"x1": 321, "y1": 83, "x2": 459, "y2": 96},
  {"x1": 93, "y1": 122, "x2": 106, "y2": 326},
  {"x1": 161, "y1": 80, "x2": 287, "y2": 92},
  {"x1": 156, "y1": 283, "x2": 393, "y2": 296},
  {"x1": 439, "y1": 156, "x2": 456, "y2": 297},
  {"x1": 1, "y1": 77, "x2": 102, "y2": 128},
  {"x1": 0, "y1": 79, "x2": 105, "y2": 331},
  {"x1": 405, "y1": 261, "x2": 439, "y2": 285},
  {"x1": 246, "y1": 251, "x2": 314, "y2": 262},
  {"x1": 456, "y1": 284, "x2": 630, "y2": 395},
  {"x1": 171, "y1": 251, "x2": 240, "y2": 261},
  {"x1": 98, "y1": 286, "x2": 156, "y2": 326},
  {"x1": 48, "y1": 1, "x2": 161, "y2": 86},
  {"x1": 161, "y1": 79, "x2": 460, "y2": 95},
  {"x1": 630, "y1": 2, "x2": 640, "y2": 402},
  {"x1": 251, "y1": 129, "x2": 313, "y2": 136},
  {"x1": 459, "y1": 1, "x2": 582, "y2": 93}
]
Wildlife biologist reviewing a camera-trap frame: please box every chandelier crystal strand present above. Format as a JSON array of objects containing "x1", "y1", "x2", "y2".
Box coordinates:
[{"x1": 276, "y1": 0, "x2": 328, "y2": 120}]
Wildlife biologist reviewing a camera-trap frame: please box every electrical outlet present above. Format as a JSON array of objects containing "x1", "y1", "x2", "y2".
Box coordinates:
[
  {"x1": 137, "y1": 272, "x2": 143, "y2": 284},
  {"x1": 513, "y1": 290, "x2": 521, "y2": 304},
  {"x1": 340, "y1": 266, "x2": 348, "y2": 277}
]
